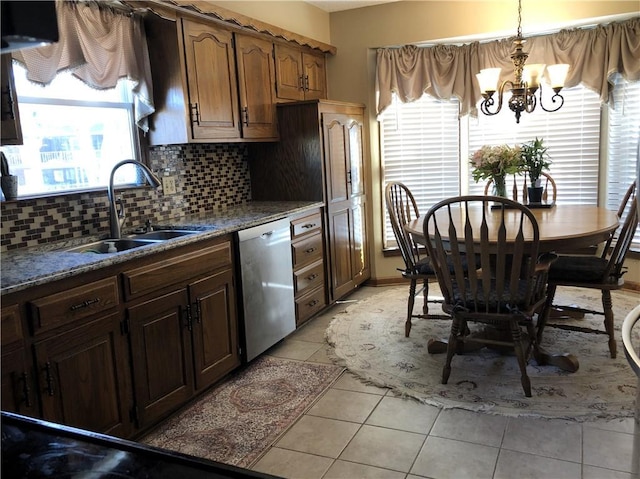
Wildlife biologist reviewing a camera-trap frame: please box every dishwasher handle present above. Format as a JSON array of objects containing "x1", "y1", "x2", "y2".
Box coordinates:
[{"x1": 237, "y1": 218, "x2": 291, "y2": 242}]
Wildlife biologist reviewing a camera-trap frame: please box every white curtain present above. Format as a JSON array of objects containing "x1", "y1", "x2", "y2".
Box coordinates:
[{"x1": 12, "y1": 0, "x2": 154, "y2": 132}]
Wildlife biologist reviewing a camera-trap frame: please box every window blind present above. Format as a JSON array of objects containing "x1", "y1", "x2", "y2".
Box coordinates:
[
  {"x1": 468, "y1": 86, "x2": 602, "y2": 204},
  {"x1": 379, "y1": 94, "x2": 460, "y2": 247},
  {"x1": 607, "y1": 74, "x2": 640, "y2": 247}
]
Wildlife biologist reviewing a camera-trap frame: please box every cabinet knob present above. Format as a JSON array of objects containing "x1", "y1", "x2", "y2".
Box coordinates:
[{"x1": 242, "y1": 106, "x2": 249, "y2": 126}]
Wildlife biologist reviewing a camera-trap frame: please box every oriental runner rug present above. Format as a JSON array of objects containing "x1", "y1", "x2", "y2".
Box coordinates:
[
  {"x1": 141, "y1": 356, "x2": 343, "y2": 468},
  {"x1": 326, "y1": 285, "x2": 640, "y2": 421}
]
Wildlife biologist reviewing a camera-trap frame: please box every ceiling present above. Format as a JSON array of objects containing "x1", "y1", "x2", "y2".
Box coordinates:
[{"x1": 304, "y1": 0, "x2": 399, "y2": 13}]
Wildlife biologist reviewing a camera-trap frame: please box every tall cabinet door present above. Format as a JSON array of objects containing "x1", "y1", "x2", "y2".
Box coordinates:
[
  {"x1": 189, "y1": 269, "x2": 240, "y2": 391},
  {"x1": 323, "y1": 111, "x2": 369, "y2": 300},
  {"x1": 128, "y1": 289, "x2": 194, "y2": 429},
  {"x1": 181, "y1": 19, "x2": 240, "y2": 140},
  {"x1": 235, "y1": 34, "x2": 278, "y2": 139}
]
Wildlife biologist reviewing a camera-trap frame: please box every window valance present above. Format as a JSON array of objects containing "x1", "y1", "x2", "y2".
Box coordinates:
[
  {"x1": 11, "y1": 0, "x2": 154, "y2": 132},
  {"x1": 376, "y1": 17, "x2": 640, "y2": 118}
]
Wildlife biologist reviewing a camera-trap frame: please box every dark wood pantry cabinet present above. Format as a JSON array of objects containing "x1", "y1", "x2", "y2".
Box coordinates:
[{"x1": 249, "y1": 100, "x2": 370, "y2": 302}]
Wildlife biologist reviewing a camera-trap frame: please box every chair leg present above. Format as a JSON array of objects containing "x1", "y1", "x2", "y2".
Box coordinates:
[
  {"x1": 511, "y1": 321, "x2": 532, "y2": 398},
  {"x1": 422, "y1": 278, "x2": 429, "y2": 315},
  {"x1": 406, "y1": 278, "x2": 417, "y2": 337},
  {"x1": 442, "y1": 315, "x2": 460, "y2": 384},
  {"x1": 536, "y1": 284, "x2": 557, "y2": 344},
  {"x1": 601, "y1": 290, "x2": 617, "y2": 358}
]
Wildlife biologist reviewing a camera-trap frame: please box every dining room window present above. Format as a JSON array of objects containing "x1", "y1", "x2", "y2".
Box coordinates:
[{"x1": 380, "y1": 78, "x2": 639, "y2": 249}]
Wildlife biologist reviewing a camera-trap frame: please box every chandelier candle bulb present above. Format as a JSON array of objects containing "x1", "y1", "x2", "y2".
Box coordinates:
[
  {"x1": 523, "y1": 64, "x2": 545, "y2": 89},
  {"x1": 546, "y1": 64, "x2": 570, "y2": 90}
]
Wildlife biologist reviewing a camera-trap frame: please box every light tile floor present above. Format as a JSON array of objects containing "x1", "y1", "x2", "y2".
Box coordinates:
[{"x1": 251, "y1": 286, "x2": 640, "y2": 479}]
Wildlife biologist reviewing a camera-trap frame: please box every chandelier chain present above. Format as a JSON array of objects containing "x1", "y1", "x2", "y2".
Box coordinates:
[{"x1": 517, "y1": 0, "x2": 523, "y2": 39}]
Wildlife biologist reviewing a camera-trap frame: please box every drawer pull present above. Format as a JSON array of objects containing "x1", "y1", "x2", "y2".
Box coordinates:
[
  {"x1": 301, "y1": 223, "x2": 316, "y2": 229},
  {"x1": 306, "y1": 273, "x2": 319, "y2": 281},
  {"x1": 69, "y1": 298, "x2": 100, "y2": 311},
  {"x1": 307, "y1": 299, "x2": 319, "y2": 307},
  {"x1": 44, "y1": 362, "x2": 55, "y2": 396},
  {"x1": 305, "y1": 247, "x2": 316, "y2": 254}
]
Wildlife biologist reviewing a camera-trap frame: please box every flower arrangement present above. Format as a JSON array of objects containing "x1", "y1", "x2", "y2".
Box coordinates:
[
  {"x1": 521, "y1": 137, "x2": 551, "y2": 186},
  {"x1": 470, "y1": 144, "x2": 523, "y2": 183}
]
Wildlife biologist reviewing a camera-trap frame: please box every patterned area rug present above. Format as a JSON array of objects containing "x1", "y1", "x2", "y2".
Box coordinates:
[
  {"x1": 141, "y1": 356, "x2": 343, "y2": 468},
  {"x1": 327, "y1": 285, "x2": 640, "y2": 421}
]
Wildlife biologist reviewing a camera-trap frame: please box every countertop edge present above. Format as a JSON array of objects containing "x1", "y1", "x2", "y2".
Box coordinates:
[{"x1": 1, "y1": 201, "x2": 323, "y2": 296}]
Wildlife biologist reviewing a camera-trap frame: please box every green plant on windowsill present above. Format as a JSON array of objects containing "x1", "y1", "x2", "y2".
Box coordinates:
[{"x1": 521, "y1": 137, "x2": 551, "y2": 187}]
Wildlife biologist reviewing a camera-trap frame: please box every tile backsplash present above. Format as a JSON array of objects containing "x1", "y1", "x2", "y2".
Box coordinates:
[{"x1": 0, "y1": 143, "x2": 251, "y2": 252}]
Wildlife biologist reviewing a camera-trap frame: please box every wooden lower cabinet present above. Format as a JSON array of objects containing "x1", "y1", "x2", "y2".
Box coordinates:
[
  {"x1": 1, "y1": 304, "x2": 36, "y2": 416},
  {"x1": 33, "y1": 313, "x2": 133, "y2": 438},
  {"x1": 189, "y1": 269, "x2": 239, "y2": 390},
  {"x1": 127, "y1": 289, "x2": 193, "y2": 429},
  {"x1": 3, "y1": 235, "x2": 240, "y2": 439}
]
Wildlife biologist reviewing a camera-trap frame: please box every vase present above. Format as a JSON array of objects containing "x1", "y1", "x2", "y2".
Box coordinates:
[
  {"x1": 1, "y1": 175, "x2": 18, "y2": 201},
  {"x1": 528, "y1": 186, "x2": 544, "y2": 204},
  {"x1": 493, "y1": 174, "x2": 507, "y2": 198}
]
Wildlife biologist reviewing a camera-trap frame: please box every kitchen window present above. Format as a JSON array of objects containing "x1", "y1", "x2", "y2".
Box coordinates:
[
  {"x1": 380, "y1": 74, "x2": 640, "y2": 249},
  {"x1": 0, "y1": 62, "x2": 142, "y2": 198}
]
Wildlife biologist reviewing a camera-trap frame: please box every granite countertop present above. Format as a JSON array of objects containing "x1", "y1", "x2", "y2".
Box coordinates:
[{"x1": 1, "y1": 201, "x2": 322, "y2": 296}]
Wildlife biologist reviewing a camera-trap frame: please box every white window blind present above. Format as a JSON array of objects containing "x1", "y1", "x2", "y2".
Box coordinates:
[
  {"x1": 607, "y1": 74, "x2": 640, "y2": 248},
  {"x1": 379, "y1": 94, "x2": 460, "y2": 247},
  {"x1": 468, "y1": 86, "x2": 602, "y2": 204}
]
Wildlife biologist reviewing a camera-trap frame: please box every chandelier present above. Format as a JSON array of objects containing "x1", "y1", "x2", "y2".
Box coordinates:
[{"x1": 475, "y1": 0, "x2": 570, "y2": 123}]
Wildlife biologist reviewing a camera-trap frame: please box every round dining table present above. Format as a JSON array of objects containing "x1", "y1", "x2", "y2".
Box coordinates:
[
  {"x1": 404, "y1": 204, "x2": 620, "y2": 252},
  {"x1": 403, "y1": 203, "x2": 621, "y2": 373}
]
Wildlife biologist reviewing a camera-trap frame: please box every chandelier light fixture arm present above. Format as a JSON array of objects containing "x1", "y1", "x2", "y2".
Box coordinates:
[{"x1": 476, "y1": 0, "x2": 570, "y2": 123}]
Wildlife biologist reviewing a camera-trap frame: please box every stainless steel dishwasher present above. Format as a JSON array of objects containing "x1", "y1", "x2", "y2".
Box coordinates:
[{"x1": 237, "y1": 218, "x2": 296, "y2": 361}]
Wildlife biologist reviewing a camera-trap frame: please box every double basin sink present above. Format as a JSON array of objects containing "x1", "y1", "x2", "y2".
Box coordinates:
[{"x1": 66, "y1": 229, "x2": 201, "y2": 254}]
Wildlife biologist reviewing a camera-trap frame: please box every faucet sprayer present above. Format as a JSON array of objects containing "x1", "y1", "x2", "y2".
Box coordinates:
[{"x1": 108, "y1": 160, "x2": 161, "y2": 239}]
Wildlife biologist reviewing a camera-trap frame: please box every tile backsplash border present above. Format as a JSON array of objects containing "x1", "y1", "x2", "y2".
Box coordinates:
[{"x1": 0, "y1": 143, "x2": 252, "y2": 252}]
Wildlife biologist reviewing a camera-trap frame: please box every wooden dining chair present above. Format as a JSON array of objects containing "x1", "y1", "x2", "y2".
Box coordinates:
[
  {"x1": 423, "y1": 195, "x2": 557, "y2": 397},
  {"x1": 484, "y1": 171, "x2": 557, "y2": 204},
  {"x1": 384, "y1": 182, "x2": 449, "y2": 337},
  {"x1": 537, "y1": 191, "x2": 639, "y2": 359}
]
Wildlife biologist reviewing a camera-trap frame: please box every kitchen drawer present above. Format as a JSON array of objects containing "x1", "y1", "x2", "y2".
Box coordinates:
[
  {"x1": 295, "y1": 286, "x2": 326, "y2": 326},
  {"x1": 122, "y1": 242, "x2": 232, "y2": 300},
  {"x1": 294, "y1": 259, "x2": 324, "y2": 297},
  {"x1": 1, "y1": 304, "x2": 22, "y2": 347},
  {"x1": 28, "y1": 277, "x2": 119, "y2": 335},
  {"x1": 291, "y1": 211, "x2": 322, "y2": 240},
  {"x1": 292, "y1": 232, "x2": 323, "y2": 267}
]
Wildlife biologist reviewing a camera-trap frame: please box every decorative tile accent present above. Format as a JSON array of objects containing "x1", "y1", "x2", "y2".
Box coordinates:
[{"x1": 0, "y1": 144, "x2": 251, "y2": 251}]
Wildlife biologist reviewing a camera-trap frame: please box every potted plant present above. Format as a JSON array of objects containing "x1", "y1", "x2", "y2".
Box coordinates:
[
  {"x1": 521, "y1": 137, "x2": 551, "y2": 203},
  {"x1": 1, "y1": 151, "x2": 18, "y2": 201}
]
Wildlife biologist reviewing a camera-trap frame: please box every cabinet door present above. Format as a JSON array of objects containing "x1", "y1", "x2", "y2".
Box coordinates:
[
  {"x1": 189, "y1": 269, "x2": 239, "y2": 391},
  {"x1": 235, "y1": 34, "x2": 278, "y2": 139},
  {"x1": 128, "y1": 289, "x2": 193, "y2": 429},
  {"x1": 34, "y1": 313, "x2": 133, "y2": 438},
  {"x1": 323, "y1": 111, "x2": 369, "y2": 300},
  {"x1": 1, "y1": 54, "x2": 23, "y2": 145},
  {"x1": 302, "y1": 51, "x2": 326, "y2": 100},
  {"x1": 274, "y1": 43, "x2": 304, "y2": 101},
  {"x1": 2, "y1": 347, "x2": 36, "y2": 416},
  {"x1": 182, "y1": 19, "x2": 240, "y2": 140}
]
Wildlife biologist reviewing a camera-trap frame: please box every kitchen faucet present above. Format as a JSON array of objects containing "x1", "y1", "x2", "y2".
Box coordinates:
[{"x1": 108, "y1": 160, "x2": 161, "y2": 238}]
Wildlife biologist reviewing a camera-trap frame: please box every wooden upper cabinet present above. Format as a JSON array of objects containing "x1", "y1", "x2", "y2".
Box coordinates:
[
  {"x1": 234, "y1": 33, "x2": 278, "y2": 140},
  {"x1": 274, "y1": 43, "x2": 326, "y2": 102},
  {"x1": 1, "y1": 54, "x2": 23, "y2": 145},
  {"x1": 182, "y1": 19, "x2": 240, "y2": 141}
]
